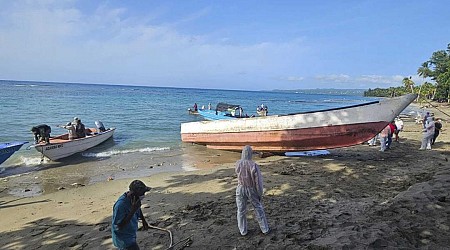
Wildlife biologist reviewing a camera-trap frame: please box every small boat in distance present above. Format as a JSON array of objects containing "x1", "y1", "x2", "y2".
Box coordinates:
[
  {"x1": 198, "y1": 102, "x2": 247, "y2": 120},
  {"x1": 32, "y1": 127, "x2": 115, "y2": 161},
  {"x1": 181, "y1": 94, "x2": 417, "y2": 152},
  {"x1": 0, "y1": 141, "x2": 28, "y2": 165}
]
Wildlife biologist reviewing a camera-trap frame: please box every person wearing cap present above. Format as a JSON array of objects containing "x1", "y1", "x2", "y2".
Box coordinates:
[
  {"x1": 73, "y1": 118, "x2": 86, "y2": 138},
  {"x1": 235, "y1": 145, "x2": 270, "y2": 236},
  {"x1": 112, "y1": 180, "x2": 151, "y2": 249}
]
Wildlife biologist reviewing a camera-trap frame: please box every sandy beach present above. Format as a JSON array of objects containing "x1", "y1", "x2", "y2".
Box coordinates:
[{"x1": 1, "y1": 103, "x2": 449, "y2": 249}]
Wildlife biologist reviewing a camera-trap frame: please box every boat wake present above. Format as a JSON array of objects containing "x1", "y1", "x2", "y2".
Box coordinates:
[{"x1": 82, "y1": 147, "x2": 170, "y2": 158}]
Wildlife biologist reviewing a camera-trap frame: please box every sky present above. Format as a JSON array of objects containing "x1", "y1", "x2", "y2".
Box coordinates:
[{"x1": 0, "y1": 0, "x2": 449, "y2": 91}]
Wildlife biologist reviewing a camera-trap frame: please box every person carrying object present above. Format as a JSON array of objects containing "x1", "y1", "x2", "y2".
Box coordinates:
[
  {"x1": 112, "y1": 180, "x2": 151, "y2": 250},
  {"x1": 235, "y1": 145, "x2": 270, "y2": 236}
]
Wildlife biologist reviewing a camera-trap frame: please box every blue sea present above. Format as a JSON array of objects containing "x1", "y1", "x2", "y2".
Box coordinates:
[{"x1": 0, "y1": 80, "x2": 383, "y2": 196}]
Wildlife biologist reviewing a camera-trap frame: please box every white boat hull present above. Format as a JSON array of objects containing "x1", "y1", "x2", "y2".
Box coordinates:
[{"x1": 34, "y1": 128, "x2": 115, "y2": 160}]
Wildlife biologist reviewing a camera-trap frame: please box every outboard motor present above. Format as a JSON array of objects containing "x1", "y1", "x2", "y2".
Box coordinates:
[{"x1": 95, "y1": 121, "x2": 106, "y2": 132}]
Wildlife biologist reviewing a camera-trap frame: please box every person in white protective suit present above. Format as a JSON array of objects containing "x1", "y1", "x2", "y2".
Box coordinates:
[
  {"x1": 420, "y1": 116, "x2": 435, "y2": 150},
  {"x1": 235, "y1": 145, "x2": 270, "y2": 236}
]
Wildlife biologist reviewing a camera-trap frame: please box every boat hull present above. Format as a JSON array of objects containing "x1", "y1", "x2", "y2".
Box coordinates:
[
  {"x1": 0, "y1": 141, "x2": 28, "y2": 165},
  {"x1": 34, "y1": 128, "x2": 115, "y2": 160},
  {"x1": 181, "y1": 94, "x2": 417, "y2": 152}
]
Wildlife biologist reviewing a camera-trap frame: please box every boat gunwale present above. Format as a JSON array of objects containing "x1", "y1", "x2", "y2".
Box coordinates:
[
  {"x1": 284, "y1": 100, "x2": 380, "y2": 116},
  {"x1": 32, "y1": 128, "x2": 116, "y2": 148}
]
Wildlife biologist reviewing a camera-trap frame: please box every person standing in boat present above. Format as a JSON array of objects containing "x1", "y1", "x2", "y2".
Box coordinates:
[{"x1": 235, "y1": 145, "x2": 270, "y2": 236}]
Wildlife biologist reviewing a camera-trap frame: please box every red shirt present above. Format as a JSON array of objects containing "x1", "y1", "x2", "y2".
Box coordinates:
[{"x1": 388, "y1": 123, "x2": 396, "y2": 134}]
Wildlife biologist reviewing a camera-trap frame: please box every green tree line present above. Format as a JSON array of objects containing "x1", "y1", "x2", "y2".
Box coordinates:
[{"x1": 365, "y1": 43, "x2": 450, "y2": 103}]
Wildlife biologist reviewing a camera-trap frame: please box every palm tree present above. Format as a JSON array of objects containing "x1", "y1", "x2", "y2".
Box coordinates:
[
  {"x1": 417, "y1": 62, "x2": 431, "y2": 101},
  {"x1": 402, "y1": 77, "x2": 415, "y2": 94}
]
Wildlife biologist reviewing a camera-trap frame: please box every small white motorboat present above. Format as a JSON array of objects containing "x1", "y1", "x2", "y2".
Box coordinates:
[{"x1": 33, "y1": 127, "x2": 115, "y2": 161}]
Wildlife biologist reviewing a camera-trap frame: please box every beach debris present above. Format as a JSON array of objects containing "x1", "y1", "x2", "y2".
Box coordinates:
[
  {"x1": 24, "y1": 188, "x2": 31, "y2": 192},
  {"x1": 57, "y1": 186, "x2": 65, "y2": 190},
  {"x1": 107, "y1": 176, "x2": 114, "y2": 181},
  {"x1": 148, "y1": 224, "x2": 173, "y2": 249},
  {"x1": 71, "y1": 183, "x2": 85, "y2": 187}
]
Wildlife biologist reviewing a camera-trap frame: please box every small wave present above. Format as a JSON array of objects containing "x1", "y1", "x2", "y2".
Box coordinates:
[
  {"x1": 19, "y1": 156, "x2": 48, "y2": 165},
  {"x1": 14, "y1": 84, "x2": 38, "y2": 87},
  {"x1": 82, "y1": 147, "x2": 170, "y2": 158}
]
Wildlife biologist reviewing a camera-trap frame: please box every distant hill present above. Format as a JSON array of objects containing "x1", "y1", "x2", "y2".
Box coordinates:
[{"x1": 272, "y1": 89, "x2": 366, "y2": 96}]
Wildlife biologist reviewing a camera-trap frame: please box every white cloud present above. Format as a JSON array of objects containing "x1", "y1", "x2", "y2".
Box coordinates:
[
  {"x1": 279, "y1": 76, "x2": 304, "y2": 82},
  {"x1": 315, "y1": 74, "x2": 351, "y2": 82},
  {"x1": 0, "y1": 1, "x2": 311, "y2": 90}
]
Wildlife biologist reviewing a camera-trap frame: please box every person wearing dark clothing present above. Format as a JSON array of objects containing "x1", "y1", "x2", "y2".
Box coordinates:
[
  {"x1": 73, "y1": 118, "x2": 86, "y2": 138},
  {"x1": 432, "y1": 119, "x2": 443, "y2": 145},
  {"x1": 31, "y1": 124, "x2": 51, "y2": 144}
]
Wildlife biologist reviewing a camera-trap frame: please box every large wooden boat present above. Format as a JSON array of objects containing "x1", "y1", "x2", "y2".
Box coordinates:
[
  {"x1": 0, "y1": 141, "x2": 28, "y2": 165},
  {"x1": 181, "y1": 94, "x2": 417, "y2": 152},
  {"x1": 32, "y1": 128, "x2": 115, "y2": 161}
]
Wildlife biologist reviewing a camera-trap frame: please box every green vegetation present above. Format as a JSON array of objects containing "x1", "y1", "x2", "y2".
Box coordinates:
[{"x1": 365, "y1": 43, "x2": 450, "y2": 103}]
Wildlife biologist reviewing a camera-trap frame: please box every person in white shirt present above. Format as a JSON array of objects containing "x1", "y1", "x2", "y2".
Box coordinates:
[{"x1": 394, "y1": 117, "x2": 404, "y2": 142}]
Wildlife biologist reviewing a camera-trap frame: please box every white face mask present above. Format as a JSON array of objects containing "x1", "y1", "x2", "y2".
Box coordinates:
[{"x1": 139, "y1": 195, "x2": 145, "y2": 201}]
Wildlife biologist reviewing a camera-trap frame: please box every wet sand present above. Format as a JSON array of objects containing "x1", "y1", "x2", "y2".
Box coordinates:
[{"x1": 0, "y1": 103, "x2": 449, "y2": 249}]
